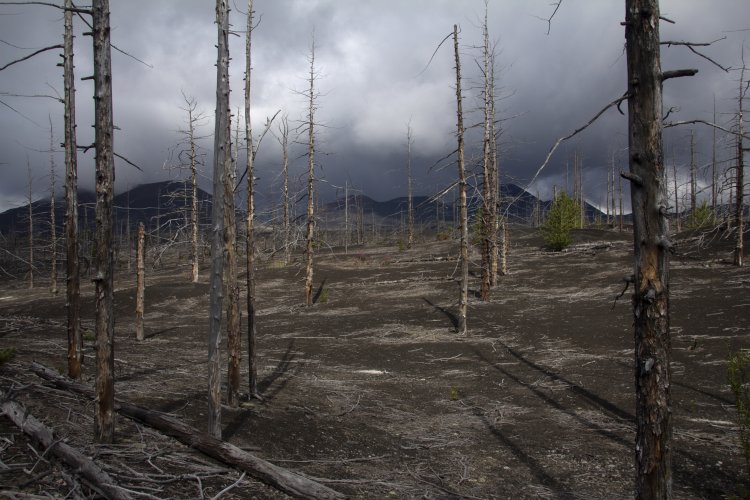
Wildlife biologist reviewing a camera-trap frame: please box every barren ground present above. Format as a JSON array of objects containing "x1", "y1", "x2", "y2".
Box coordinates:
[{"x1": 1, "y1": 226, "x2": 749, "y2": 498}]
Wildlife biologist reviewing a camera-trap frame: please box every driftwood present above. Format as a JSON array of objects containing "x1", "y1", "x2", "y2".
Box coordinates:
[
  {"x1": 30, "y1": 362, "x2": 344, "y2": 500},
  {"x1": 0, "y1": 391, "x2": 131, "y2": 500}
]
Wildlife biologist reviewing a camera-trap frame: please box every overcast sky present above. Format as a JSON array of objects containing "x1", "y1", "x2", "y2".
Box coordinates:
[{"x1": 0, "y1": 0, "x2": 747, "y2": 213}]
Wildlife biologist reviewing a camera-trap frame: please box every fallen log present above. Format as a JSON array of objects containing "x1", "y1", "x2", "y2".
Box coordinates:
[
  {"x1": 0, "y1": 391, "x2": 131, "y2": 500},
  {"x1": 29, "y1": 362, "x2": 343, "y2": 500}
]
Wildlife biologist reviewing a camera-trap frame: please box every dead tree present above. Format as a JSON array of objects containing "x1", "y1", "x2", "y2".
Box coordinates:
[
  {"x1": 278, "y1": 114, "x2": 291, "y2": 265},
  {"x1": 48, "y1": 118, "x2": 57, "y2": 295},
  {"x1": 734, "y1": 54, "x2": 746, "y2": 267},
  {"x1": 625, "y1": 0, "x2": 685, "y2": 494},
  {"x1": 453, "y1": 25, "x2": 469, "y2": 335},
  {"x1": 672, "y1": 161, "x2": 680, "y2": 232},
  {"x1": 135, "y1": 222, "x2": 144, "y2": 341},
  {"x1": 479, "y1": 7, "x2": 493, "y2": 301},
  {"x1": 244, "y1": 0, "x2": 260, "y2": 399},
  {"x1": 304, "y1": 36, "x2": 317, "y2": 307},
  {"x1": 26, "y1": 156, "x2": 33, "y2": 289},
  {"x1": 208, "y1": 0, "x2": 230, "y2": 439},
  {"x1": 490, "y1": 52, "x2": 505, "y2": 279},
  {"x1": 92, "y1": 0, "x2": 116, "y2": 444},
  {"x1": 406, "y1": 122, "x2": 414, "y2": 249},
  {"x1": 177, "y1": 92, "x2": 203, "y2": 283},
  {"x1": 690, "y1": 130, "x2": 697, "y2": 216},
  {"x1": 225, "y1": 111, "x2": 241, "y2": 408},
  {"x1": 63, "y1": 0, "x2": 82, "y2": 379},
  {"x1": 712, "y1": 96, "x2": 718, "y2": 216}
]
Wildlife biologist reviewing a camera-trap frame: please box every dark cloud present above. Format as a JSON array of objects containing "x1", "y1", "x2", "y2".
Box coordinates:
[{"x1": 0, "y1": 0, "x2": 746, "y2": 214}]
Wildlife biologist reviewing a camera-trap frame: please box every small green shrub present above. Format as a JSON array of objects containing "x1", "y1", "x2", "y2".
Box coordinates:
[
  {"x1": 436, "y1": 231, "x2": 451, "y2": 241},
  {"x1": 0, "y1": 347, "x2": 16, "y2": 365},
  {"x1": 688, "y1": 200, "x2": 714, "y2": 229},
  {"x1": 540, "y1": 192, "x2": 579, "y2": 251},
  {"x1": 728, "y1": 349, "x2": 750, "y2": 476},
  {"x1": 318, "y1": 288, "x2": 329, "y2": 304}
]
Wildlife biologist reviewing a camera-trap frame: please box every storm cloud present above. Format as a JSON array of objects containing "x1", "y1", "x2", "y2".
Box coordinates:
[{"x1": 0, "y1": 0, "x2": 746, "y2": 213}]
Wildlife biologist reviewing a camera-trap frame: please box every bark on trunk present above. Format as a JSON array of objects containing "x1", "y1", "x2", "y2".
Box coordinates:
[
  {"x1": 304, "y1": 39, "x2": 316, "y2": 307},
  {"x1": 135, "y1": 222, "x2": 145, "y2": 341},
  {"x1": 49, "y1": 119, "x2": 57, "y2": 296},
  {"x1": 453, "y1": 25, "x2": 469, "y2": 335},
  {"x1": 406, "y1": 123, "x2": 414, "y2": 249},
  {"x1": 244, "y1": 0, "x2": 259, "y2": 398},
  {"x1": 480, "y1": 9, "x2": 492, "y2": 301},
  {"x1": 64, "y1": 0, "x2": 82, "y2": 379},
  {"x1": 1, "y1": 394, "x2": 131, "y2": 500},
  {"x1": 281, "y1": 116, "x2": 290, "y2": 265},
  {"x1": 225, "y1": 115, "x2": 241, "y2": 408},
  {"x1": 30, "y1": 363, "x2": 343, "y2": 500},
  {"x1": 734, "y1": 62, "x2": 745, "y2": 267},
  {"x1": 189, "y1": 104, "x2": 200, "y2": 283},
  {"x1": 208, "y1": 0, "x2": 230, "y2": 439},
  {"x1": 92, "y1": 0, "x2": 116, "y2": 444},
  {"x1": 625, "y1": 1, "x2": 673, "y2": 496}
]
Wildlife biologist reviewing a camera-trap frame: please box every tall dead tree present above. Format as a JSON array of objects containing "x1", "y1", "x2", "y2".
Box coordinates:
[
  {"x1": 278, "y1": 114, "x2": 290, "y2": 265},
  {"x1": 63, "y1": 0, "x2": 81, "y2": 379},
  {"x1": 453, "y1": 25, "x2": 469, "y2": 335},
  {"x1": 244, "y1": 0, "x2": 260, "y2": 399},
  {"x1": 304, "y1": 36, "x2": 317, "y2": 307},
  {"x1": 690, "y1": 130, "x2": 697, "y2": 216},
  {"x1": 225, "y1": 111, "x2": 241, "y2": 408},
  {"x1": 624, "y1": 0, "x2": 684, "y2": 494},
  {"x1": 48, "y1": 118, "x2": 57, "y2": 295},
  {"x1": 26, "y1": 157, "x2": 34, "y2": 289},
  {"x1": 92, "y1": 0, "x2": 116, "y2": 444},
  {"x1": 479, "y1": 6, "x2": 493, "y2": 301},
  {"x1": 734, "y1": 55, "x2": 746, "y2": 267},
  {"x1": 135, "y1": 222, "x2": 144, "y2": 341},
  {"x1": 489, "y1": 55, "x2": 506, "y2": 278},
  {"x1": 178, "y1": 93, "x2": 202, "y2": 283},
  {"x1": 208, "y1": 0, "x2": 230, "y2": 439},
  {"x1": 712, "y1": 96, "x2": 718, "y2": 217},
  {"x1": 406, "y1": 122, "x2": 414, "y2": 249},
  {"x1": 672, "y1": 161, "x2": 680, "y2": 232}
]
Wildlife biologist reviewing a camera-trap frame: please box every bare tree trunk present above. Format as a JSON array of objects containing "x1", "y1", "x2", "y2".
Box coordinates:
[
  {"x1": 187, "y1": 99, "x2": 200, "y2": 283},
  {"x1": 453, "y1": 25, "x2": 468, "y2": 335},
  {"x1": 225, "y1": 112, "x2": 241, "y2": 408},
  {"x1": 690, "y1": 130, "x2": 696, "y2": 216},
  {"x1": 304, "y1": 37, "x2": 317, "y2": 307},
  {"x1": 625, "y1": 0, "x2": 672, "y2": 495},
  {"x1": 244, "y1": 0, "x2": 260, "y2": 399},
  {"x1": 712, "y1": 96, "x2": 718, "y2": 218},
  {"x1": 92, "y1": 0, "x2": 116, "y2": 444},
  {"x1": 619, "y1": 165, "x2": 624, "y2": 231},
  {"x1": 734, "y1": 59, "x2": 746, "y2": 267},
  {"x1": 49, "y1": 118, "x2": 57, "y2": 295},
  {"x1": 479, "y1": 8, "x2": 492, "y2": 301},
  {"x1": 672, "y1": 161, "x2": 680, "y2": 232},
  {"x1": 280, "y1": 115, "x2": 290, "y2": 265},
  {"x1": 135, "y1": 222, "x2": 144, "y2": 341},
  {"x1": 208, "y1": 0, "x2": 230, "y2": 439},
  {"x1": 63, "y1": 0, "x2": 81, "y2": 379},
  {"x1": 406, "y1": 122, "x2": 414, "y2": 249},
  {"x1": 489, "y1": 52, "x2": 503, "y2": 280},
  {"x1": 27, "y1": 157, "x2": 33, "y2": 289}
]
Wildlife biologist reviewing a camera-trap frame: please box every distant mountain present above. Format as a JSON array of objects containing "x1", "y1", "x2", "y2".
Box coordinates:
[
  {"x1": 0, "y1": 180, "x2": 615, "y2": 236},
  {"x1": 0, "y1": 180, "x2": 212, "y2": 236},
  {"x1": 318, "y1": 183, "x2": 608, "y2": 228}
]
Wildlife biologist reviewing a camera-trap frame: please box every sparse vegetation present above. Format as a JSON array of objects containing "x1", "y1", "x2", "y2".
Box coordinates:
[
  {"x1": 0, "y1": 347, "x2": 16, "y2": 365},
  {"x1": 688, "y1": 200, "x2": 714, "y2": 229},
  {"x1": 729, "y1": 350, "x2": 750, "y2": 476},
  {"x1": 540, "y1": 192, "x2": 579, "y2": 251}
]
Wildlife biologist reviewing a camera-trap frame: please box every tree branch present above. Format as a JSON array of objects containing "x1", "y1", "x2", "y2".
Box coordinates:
[
  {"x1": 664, "y1": 119, "x2": 750, "y2": 140},
  {"x1": 0, "y1": 1, "x2": 91, "y2": 14},
  {"x1": 521, "y1": 91, "x2": 630, "y2": 199},
  {"x1": 0, "y1": 44, "x2": 63, "y2": 72},
  {"x1": 661, "y1": 69, "x2": 698, "y2": 81},
  {"x1": 660, "y1": 38, "x2": 730, "y2": 72}
]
